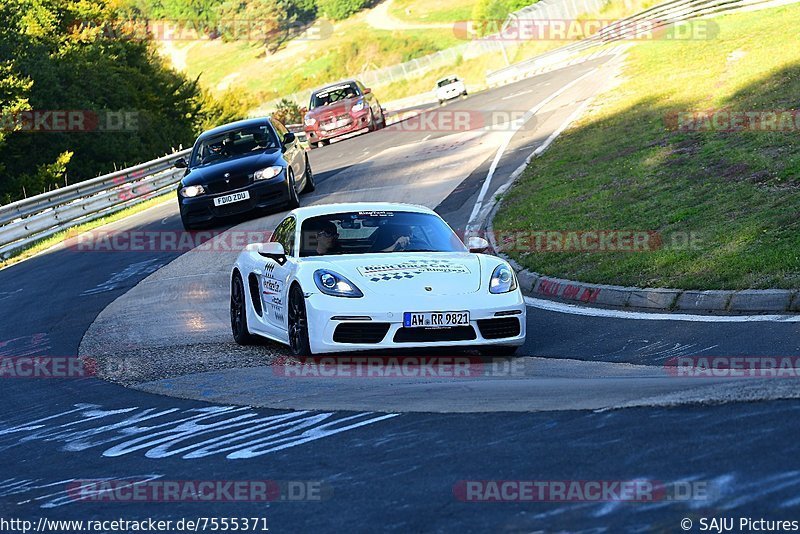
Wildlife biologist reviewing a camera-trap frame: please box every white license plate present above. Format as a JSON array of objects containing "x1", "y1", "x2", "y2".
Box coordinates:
[
  {"x1": 322, "y1": 118, "x2": 350, "y2": 131},
  {"x1": 403, "y1": 311, "x2": 470, "y2": 328},
  {"x1": 213, "y1": 191, "x2": 249, "y2": 207}
]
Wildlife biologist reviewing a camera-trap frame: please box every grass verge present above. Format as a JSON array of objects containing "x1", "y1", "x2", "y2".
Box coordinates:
[{"x1": 494, "y1": 3, "x2": 800, "y2": 289}]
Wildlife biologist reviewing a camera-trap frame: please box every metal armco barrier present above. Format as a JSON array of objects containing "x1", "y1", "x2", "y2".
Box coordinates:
[{"x1": 0, "y1": 148, "x2": 191, "y2": 258}]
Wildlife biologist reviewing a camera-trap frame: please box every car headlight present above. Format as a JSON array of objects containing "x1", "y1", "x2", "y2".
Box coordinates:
[
  {"x1": 180, "y1": 185, "x2": 205, "y2": 197},
  {"x1": 314, "y1": 269, "x2": 363, "y2": 298},
  {"x1": 304, "y1": 117, "x2": 317, "y2": 126},
  {"x1": 351, "y1": 100, "x2": 366, "y2": 113},
  {"x1": 254, "y1": 166, "x2": 283, "y2": 181},
  {"x1": 489, "y1": 264, "x2": 517, "y2": 294}
]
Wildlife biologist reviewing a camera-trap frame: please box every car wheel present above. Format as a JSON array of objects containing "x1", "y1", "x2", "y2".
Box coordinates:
[
  {"x1": 367, "y1": 111, "x2": 376, "y2": 132},
  {"x1": 286, "y1": 169, "x2": 300, "y2": 209},
  {"x1": 438, "y1": 99, "x2": 444, "y2": 105},
  {"x1": 231, "y1": 272, "x2": 258, "y2": 345},
  {"x1": 287, "y1": 284, "x2": 312, "y2": 357},
  {"x1": 480, "y1": 345, "x2": 519, "y2": 357},
  {"x1": 462, "y1": 91, "x2": 468, "y2": 97},
  {"x1": 301, "y1": 156, "x2": 315, "y2": 193},
  {"x1": 318, "y1": 139, "x2": 329, "y2": 148}
]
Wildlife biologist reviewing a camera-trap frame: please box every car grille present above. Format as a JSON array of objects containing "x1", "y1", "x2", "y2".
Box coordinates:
[
  {"x1": 333, "y1": 323, "x2": 390, "y2": 344},
  {"x1": 393, "y1": 326, "x2": 477, "y2": 343},
  {"x1": 206, "y1": 174, "x2": 250, "y2": 194},
  {"x1": 477, "y1": 318, "x2": 521, "y2": 339},
  {"x1": 215, "y1": 202, "x2": 252, "y2": 217}
]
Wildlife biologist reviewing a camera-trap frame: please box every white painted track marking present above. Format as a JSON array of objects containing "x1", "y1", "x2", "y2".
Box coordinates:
[{"x1": 525, "y1": 296, "x2": 800, "y2": 322}]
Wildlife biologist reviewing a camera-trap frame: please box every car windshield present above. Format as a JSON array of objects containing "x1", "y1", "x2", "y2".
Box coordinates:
[
  {"x1": 299, "y1": 211, "x2": 467, "y2": 257},
  {"x1": 191, "y1": 124, "x2": 278, "y2": 167},
  {"x1": 310, "y1": 83, "x2": 361, "y2": 109},
  {"x1": 437, "y1": 77, "x2": 459, "y2": 87}
]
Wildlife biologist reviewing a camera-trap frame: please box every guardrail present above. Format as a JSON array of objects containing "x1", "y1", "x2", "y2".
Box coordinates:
[
  {"x1": 0, "y1": 149, "x2": 191, "y2": 259},
  {"x1": 486, "y1": 0, "x2": 786, "y2": 86}
]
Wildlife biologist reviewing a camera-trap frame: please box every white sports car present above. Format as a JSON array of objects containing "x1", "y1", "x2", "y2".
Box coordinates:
[{"x1": 230, "y1": 202, "x2": 526, "y2": 356}]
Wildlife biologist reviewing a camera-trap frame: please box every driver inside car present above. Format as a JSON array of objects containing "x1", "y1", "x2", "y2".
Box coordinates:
[{"x1": 376, "y1": 224, "x2": 414, "y2": 252}]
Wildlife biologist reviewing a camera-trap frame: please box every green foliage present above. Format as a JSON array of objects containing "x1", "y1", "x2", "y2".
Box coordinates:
[
  {"x1": 194, "y1": 87, "x2": 258, "y2": 131},
  {"x1": 317, "y1": 0, "x2": 369, "y2": 20},
  {"x1": 213, "y1": 0, "x2": 317, "y2": 51},
  {"x1": 271, "y1": 98, "x2": 303, "y2": 125},
  {"x1": 125, "y1": 0, "x2": 226, "y2": 30},
  {"x1": 0, "y1": 0, "x2": 206, "y2": 204}
]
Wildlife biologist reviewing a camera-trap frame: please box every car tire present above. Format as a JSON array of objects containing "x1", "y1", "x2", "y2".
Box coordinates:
[
  {"x1": 231, "y1": 272, "x2": 259, "y2": 345},
  {"x1": 301, "y1": 156, "x2": 316, "y2": 193},
  {"x1": 479, "y1": 345, "x2": 519, "y2": 357},
  {"x1": 462, "y1": 91, "x2": 468, "y2": 97},
  {"x1": 286, "y1": 169, "x2": 300, "y2": 209},
  {"x1": 367, "y1": 111, "x2": 376, "y2": 132},
  {"x1": 438, "y1": 99, "x2": 444, "y2": 105},
  {"x1": 287, "y1": 284, "x2": 312, "y2": 357}
]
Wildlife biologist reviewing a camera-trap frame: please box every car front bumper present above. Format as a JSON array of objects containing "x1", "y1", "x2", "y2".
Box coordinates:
[
  {"x1": 304, "y1": 290, "x2": 526, "y2": 354},
  {"x1": 178, "y1": 176, "x2": 291, "y2": 226},
  {"x1": 437, "y1": 86, "x2": 465, "y2": 101},
  {"x1": 305, "y1": 112, "x2": 372, "y2": 142}
]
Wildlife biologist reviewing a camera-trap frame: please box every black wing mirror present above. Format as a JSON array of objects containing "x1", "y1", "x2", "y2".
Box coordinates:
[
  {"x1": 174, "y1": 157, "x2": 188, "y2": 169},
  {"x1": 283, "y1": 132, "x2": 296, "y2": 146}
]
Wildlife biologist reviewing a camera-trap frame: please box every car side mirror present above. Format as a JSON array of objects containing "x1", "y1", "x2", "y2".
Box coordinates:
[
  {"x1": 467, "y1": 236, "x2": 490, "y2": 253},
  {"x1": 247, "y1": 242, "x2": 287, "y2": 263},
  {"x1": 174, "y1": 157, "x2": 188, "y2": 169},
  {"x1": 282, "y1": 132, "x2": 296, "y2": 148},
  {"x1": 363, "y1": 87, "x2": 372, "y2": 94}
]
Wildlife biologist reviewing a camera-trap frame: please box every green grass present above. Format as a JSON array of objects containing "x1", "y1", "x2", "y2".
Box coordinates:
[
  {"x1": 388, "y1": 0, "x2": 477, "y2": 23},
  {"x1": 494, "y1": 4, "x2": 800, "y2": 289},
  {"x1": 1, "y1": 193, "x2": 173, "y2": 269}
]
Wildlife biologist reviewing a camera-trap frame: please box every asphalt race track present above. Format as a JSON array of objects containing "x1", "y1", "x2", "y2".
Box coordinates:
[{"x1": 2, "y1": 57, "x2": 800, "y2": 532}]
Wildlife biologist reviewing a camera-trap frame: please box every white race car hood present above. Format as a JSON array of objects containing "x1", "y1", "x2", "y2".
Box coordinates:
[{"x1": 318, "y1": 253, "x2": 483, "y2": 297}]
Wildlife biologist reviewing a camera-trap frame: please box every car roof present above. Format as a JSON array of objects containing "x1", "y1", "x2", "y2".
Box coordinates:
[
  {"x1": 309, "y1": 80, "x2": 360, "y2": 95},
  {"x1": 197, "y1": 117, "x2": 272, "y2": 141},
  {"x1": 289, "y1": 202, "x2": 435, "y2": 221}
]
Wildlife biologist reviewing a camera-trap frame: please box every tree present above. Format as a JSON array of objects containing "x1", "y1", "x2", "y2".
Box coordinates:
[
  {"x1": 272, "y1": 98, "x2": 303, "y2": 125},
  {"x1": 0, "y1": 0, "x2": 205, "y2": 204},
  {"x1": 317, "y1": 0, "x2": 368, "y2": 21}
]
